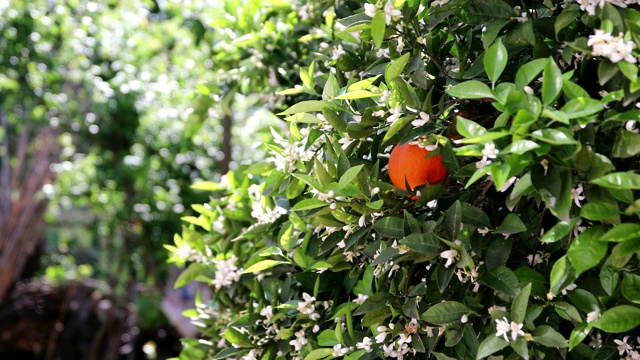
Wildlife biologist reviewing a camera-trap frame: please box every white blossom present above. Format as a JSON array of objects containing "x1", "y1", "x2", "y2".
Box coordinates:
[
  {"x1": 364, "y1": 3, "x2": 378, "y2": 18},
  {"x1": 615, "y1": 336, "x2": 633, "y2": 356},
  {"x1": 431, "y1": 0, "x2": 450, "y2": 6},
  {"x1": 509, "y1": 321, "x2": 525, "y2": 341},
  {"x1": 212, "y1": 255, "x2": 243, "y2": 290},
  {"x1": 289, "y1": 330, "x2": 308, "y2": 351},
  {"x1": 577, "y1": 0, "x2": 632, "y2": 16},
  {"x1": 572, "y1": 183, "x2": 586, "y2": 207},
  {"x1": 495, "y1": 317, "x2": 511, "y2": 342},
  {"x1": 297, "y1": 292, "x2": 317, "y2": 315},
  {"x1": 353, "y1": 293, "x2": 369, "y2": 305},
  {"x1": 482, "y1": 142, "x2": 500, "y2": 159},
  {"x1": 387, "y1": 105, "x2": 403, "y2": 124},
  {"x1": 356, "y1": 337, "x2": 373, "y2": 352},
  {"x1": 586, "y1": 310, "x2": 600, "y2": 323},
  {"x1": 527, "y1": 251, "x2": 544, "y2": 266},
  {"x1": 332, "y1": 344, "x2": 350, "y2": 357},
  {"x1": 440, "y1": 249, "x2": 458, "y2": 268},
  {"x1": 382, "y1": 0, "x2": 402, "y2": 25},
  {"x1": 332, "y1": 44, "x2": 346, "y2": 60},
  {"x1": 588, "y1": 29, "x2": 637, "y2": 63}
]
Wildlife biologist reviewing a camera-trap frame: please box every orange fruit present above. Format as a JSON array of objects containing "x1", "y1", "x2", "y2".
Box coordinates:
[{"x1": 388, "y1": 143, "x2": 448, "y2": 198}]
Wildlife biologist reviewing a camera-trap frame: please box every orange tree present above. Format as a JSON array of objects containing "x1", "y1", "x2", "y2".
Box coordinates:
[{"x1": 170, "y1": 0, "x2": 640, "y2": 359}]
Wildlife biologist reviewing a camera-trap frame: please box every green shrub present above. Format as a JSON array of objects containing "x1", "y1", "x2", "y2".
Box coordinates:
[{"x1": 169, "y1": 0, "x2": 640, "y2": 359}]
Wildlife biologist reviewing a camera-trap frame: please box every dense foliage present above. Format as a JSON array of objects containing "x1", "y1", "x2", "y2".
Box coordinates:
[{"x1": 171, "y1": 0, "x2": 640, "y2": 359}]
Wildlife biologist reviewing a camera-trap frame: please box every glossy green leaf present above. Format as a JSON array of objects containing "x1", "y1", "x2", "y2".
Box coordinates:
[
  {"x1": 482, "y1": 265, "x2": 520, "y2": 298},
  {"x1": 174, "y1": 263, "x2": 208, "y2": 289},
  {"x1": 532, "y1": 325, "x2": 568, "y2": 348},
  {"x1": 530, "y1": 128, "x2": 579, "y2": 145},
  {"x1": 591, "y1": 172, "x2": 640, "y2": 189},
  {"x1": 484, "y1": 38, "x2": 507, "y2": 84},
  {"x1": 303, "y1": 348, "x2": 333, "y2": 360},
  {"x1": 476, "y1": 335, "x2": 509, "y2": 359},
  {"x1": 622, "y1": 272, "x2": 640, "y2": 304},
  {"x1": 612, "y1": 130, "x2": 640, "y2": 158},
  {"x1": 243, "y1": 260, "x2": 284, "y2": 274},
  {"x1": 511, "y1": 283, "x2": 532, "y2": 324},
  {"x1": 542, "y1": 59, "x2": 563, "y2": 104},
  {"x1": 447, "y1": 80, "x2": 496, "y2": 100},
  {"x1": 456, "y1": 116, "x2": 487, "y2": 138},
  {"x1": 568, "y1": 225, "x2": 607, "y2": 277},
  {"x1": 515, "y1": 58, "x2": 548, "y2": 89},
  {"x1": 371, "y1": 11, "x2": 386, "y2": 49},
  {"x1": 600, "y1": 223, "x2": 640, "y2": 242},
  {"x1": 420, "y1": 301, "x2": 471, "y2": 324},
  {"x1": 279, "y1": 100, "x2": 329, "y2": 115},
  {"x1": 560, "y1": 97, "x2": 604, "y2": 119},
  {"x1": 593, "y1": 305, "x2": 640, "y2": 333},
  {"x1": 580, "y1": 202, "x2": 620, "y2": 220},
  {"x1": 223, "y1": 328, "x2": 253, "y2": 348},
  {"x1": 373, "y1": 216, "x2": 405, "y2": 238}
]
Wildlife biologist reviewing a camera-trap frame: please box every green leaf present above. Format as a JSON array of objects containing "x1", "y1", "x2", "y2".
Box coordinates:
[
  {"x1": 317, "y1": 329, "x2": 339, "y2": 346},
  {"x1": 622, "y1": 272, "x2": 640, "y2": 304},
  {"x1": 174, "y1": 263, "x2": 208, "y2": 289},
  {"x1": 385, "y1": 52, "x2": 411, "y2": 83},
  {"x1": 511, "y1": 283, "x2": 532, "y2": 324},
  {"x1": 542, "y1": 59, "x2": 563, "y2": 104},
  {"x1": 593, "y1": 305, "x2": 640, "y2": 333},
  {"x1": 338, "y1": 164, "x2": 363, "y2": 189},
  {"x1": 484, "y1": 38, "x2": 507, "y2": 85},
  {"x1": 284, "y1": 113, "x2": 324, "y2": 124},
  {"x1": 600, "y1": 223, "x2": 640, "y2": 242},
  {"x1": 560, "y1": 97, "x2": 604, "y2": 119},
  {"x1": 279, "y1": 100, "x2": 330, "y2": 115},
  {"x1": 540, "y1": 218, "x2": 580, "y2": 243},
  {"x1": 420, "y1": 301, "x2": 471, "y2": 325},
  {"x1": 580, "y1": 202, "x2": 620, "y2": 220},
  {"x1": 591, "y1": 172, "x2": 640, "y2": 189},
  {"x1": 612, "y1": 130, "x2": 640, "y2": 158},
  {"x1": 371, "y1": 11, "x2": 386, "y2": 49},
  {"x1": 322, "y1": 108, "x2": 348, "y2": 131},
  {"x1": 460, "y1": 203, "x2": 491, "y2": 228},
  {"x1": 497, "y1": 213, "x2": 527, "y2": 235},
  {"x1": 482, "y1": 265, "x2": 520, "y2": 298},
  {"x1": 303, "y1": 348, "x2": 333, "y2": 360},
  {"x1": 568, "y1": 225, "x2": 607, "y2": 277},
  {"x1": 515, "y1": 58, "x2": 548, "y2": 89},
  {"x1": 531, "y1": 325, "x2": 568, "y2": 348},
  {"x1": 569, "y1": 322, "x2": 591, "y2": 351},
  {"x1": 567, "y1": 289, "x2": 600, "y2": 313},
  {"x1": 476, "y1": 335, "x2": 509, "y2": 359},
  {"x1": 503, "y1": 140, "x2": 539, "y2": 155},
  {"x1": 530, "y1": 128, "x2": 579, "y2": 145},
  {"x1": 223, "y1": 328, "x2": 253, "y2": 348},
  {"x1": 445, "y1": 200, "x2": 462, "y2": 240},
  {"x1": 600, "y1": 257, "x2": 619, "y2": 296},
  {"x1": 400, "y1": 233, "x2": 441, "y2": 256},
  {"x1": 191, "y1": 181, "x2": 223, "y2": 191},
  {"x1": 293, "y1": 199, "x2": 329, "y2": 211},
  {"x1": 242, "y1": 260, "x2": 284, "y2": 274},
  {"x1": 373, "y1": 216, "x2": 405, "y2": 238},
  {"x1": 456, "y1": 117, "x2": 487, "y2": 138},
  {"x1": 335, "y1": 89, "x2": 379, "y2": 100},
  {"x1": 447, "y1": 80, "x2": 496, "y2": 100}
]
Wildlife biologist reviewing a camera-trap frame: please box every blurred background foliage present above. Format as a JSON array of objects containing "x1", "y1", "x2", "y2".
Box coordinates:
[{"x1": 0, "y1": 0, "x2": 327, "y2": 357}]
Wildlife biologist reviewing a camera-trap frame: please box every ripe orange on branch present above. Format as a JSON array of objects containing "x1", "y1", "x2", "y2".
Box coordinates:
[{"x1": 388, "y1": 142, "x2": 448, "y2": 198}]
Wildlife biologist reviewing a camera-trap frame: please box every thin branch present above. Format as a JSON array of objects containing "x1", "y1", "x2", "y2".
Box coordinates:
[{"x1": 0, "y1": 110, "x2": 10, "y2": 225}]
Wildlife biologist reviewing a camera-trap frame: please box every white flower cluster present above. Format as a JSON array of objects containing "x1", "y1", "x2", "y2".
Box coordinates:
[
  {"x1": 211, "y1": 255, "x2": 243, "y2": 290},
  {"x1": 297, "y1": 292, "x2": 321, "y2": 320},
  {"x1": 495, "y1": 317, "x2": 525, "y2": 342},
  {"x1": 588, "y1": 29, "x2": 637, "y2": 63},
  {"x1": 575, "y1": 0, "x2": 640, "y2": 16},
  {"x1": 251, "y1": 202, "x2": 287, "y2": 223},
  {"x1": 271, "y1": 140, "x2": 314, "y2": 173},
  {"x1": 613, "y1": 335, "x2": 640, "y2": 359},
  {"x1": 375, "y1": 322, "x2": 417, "y2": 359},
  {"x1": 364, "y1": 1, "x2": 403, "y2": 25}
]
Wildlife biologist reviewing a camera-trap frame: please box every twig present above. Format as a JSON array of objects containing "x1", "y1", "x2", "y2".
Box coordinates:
[{"x1": 0, "y1": 110, "x2": 10, "y2": 225}]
